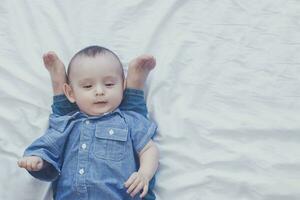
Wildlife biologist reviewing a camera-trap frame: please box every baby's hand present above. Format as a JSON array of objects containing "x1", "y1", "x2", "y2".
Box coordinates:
[
  {"x1": 124, "y1": 171, "x2": 149, "y2": 198},
  {"x1": 17, "y1": 156, "x2": 44, "y2": 171}
]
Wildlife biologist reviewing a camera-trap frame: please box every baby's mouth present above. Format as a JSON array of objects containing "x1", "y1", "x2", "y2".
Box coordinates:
[{"x1": 94, "y1": 101, "x2": 107, "y2": 104}]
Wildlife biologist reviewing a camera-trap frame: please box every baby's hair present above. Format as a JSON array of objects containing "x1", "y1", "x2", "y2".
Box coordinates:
[{"x1": 67, "y1": 45, "x2": 124, "y2": 83}]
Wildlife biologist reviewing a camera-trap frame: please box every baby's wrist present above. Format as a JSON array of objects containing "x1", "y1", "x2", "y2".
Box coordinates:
[
  {"x1": 137, "y1": 170, "x2": 151, "y2": 182},
  {"x1": 41, "y1": 159, "x2": 51, "y2": 169}
]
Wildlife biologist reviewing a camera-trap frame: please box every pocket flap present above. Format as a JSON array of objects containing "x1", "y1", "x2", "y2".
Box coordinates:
[{"x1": 95, "y1": 126, "x2": 128, "y2": 141}]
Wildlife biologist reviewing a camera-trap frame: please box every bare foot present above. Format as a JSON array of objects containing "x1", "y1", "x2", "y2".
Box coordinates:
[
  {"x1": 18, "y1": 156, "x2": 44, "y2": 171},
  {"x1": 43, "y1": 51, "x2": 67, "y2": 95},
  {"x1": 126, "y1": 54, "x2": 156, "y2": 89}
]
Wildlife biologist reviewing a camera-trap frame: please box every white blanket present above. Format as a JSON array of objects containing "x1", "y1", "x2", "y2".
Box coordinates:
[{"x1": 1, "y1": 0, "x2": 299, "y2": 199}]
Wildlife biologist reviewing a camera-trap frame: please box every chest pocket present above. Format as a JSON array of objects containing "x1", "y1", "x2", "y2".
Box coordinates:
[{"x1": 93, "y1": 126, "x2": 128, "y2": 161}]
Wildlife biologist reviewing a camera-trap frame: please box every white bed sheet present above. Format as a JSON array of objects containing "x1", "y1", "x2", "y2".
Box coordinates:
[{"x1": 1, "y1": 0, "x2": 300, "y2": 199}]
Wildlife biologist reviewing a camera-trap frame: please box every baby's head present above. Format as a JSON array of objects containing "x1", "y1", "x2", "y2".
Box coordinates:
[{"x1": 63, "y1": 45, "x2": 125, "y2": 116}]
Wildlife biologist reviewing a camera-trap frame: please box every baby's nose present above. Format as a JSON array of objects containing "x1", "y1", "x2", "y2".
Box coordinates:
[{"x1": 95, "y1": 85, "x2": 104, "y2": 95}]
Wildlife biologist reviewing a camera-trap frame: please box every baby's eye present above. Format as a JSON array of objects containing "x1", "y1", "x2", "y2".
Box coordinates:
[
  {"x1": 105, "y1": 83, "x2": 114, "y2": 87},
  {"x1": 83, "y1": 85, "x2": 92, "y2": 88}
]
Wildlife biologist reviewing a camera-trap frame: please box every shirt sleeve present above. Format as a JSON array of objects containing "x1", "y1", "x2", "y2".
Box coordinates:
[
  {"x1": 23, "y1": 114, "x2": 72, "y2": 181},
  {"x1": 126, "y1": 111, "x2": 157, "y2": 153},
  {"x1": 51, "y1": 94, "x2": 79, "y2": 116}
]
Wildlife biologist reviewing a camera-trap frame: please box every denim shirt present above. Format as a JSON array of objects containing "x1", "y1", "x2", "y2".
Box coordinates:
[{"x1": 24, "y1": 108, "x2": 157, "y2": 200}]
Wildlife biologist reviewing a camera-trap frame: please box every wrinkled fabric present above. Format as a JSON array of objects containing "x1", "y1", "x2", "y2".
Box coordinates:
[{"x1": 1, "y1": 1, "x2": 300, "y2": 200}]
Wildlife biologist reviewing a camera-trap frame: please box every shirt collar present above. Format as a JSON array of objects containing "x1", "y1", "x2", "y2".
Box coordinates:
[
  {"x1": 50, "y1": 108, "x2": 124, "y2": 132},
  {"x1": 73, "y1": 108, "x2": 124, "y2": 120}
]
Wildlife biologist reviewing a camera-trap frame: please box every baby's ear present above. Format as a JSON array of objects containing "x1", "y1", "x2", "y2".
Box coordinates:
[{"x1": 63, "y1": 83, "x2": 76, "y2": 103}]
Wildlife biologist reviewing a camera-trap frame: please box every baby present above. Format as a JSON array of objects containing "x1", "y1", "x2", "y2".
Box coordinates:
[{"x1": 18, "y1": 46, "x2": 159, "y2": 200}]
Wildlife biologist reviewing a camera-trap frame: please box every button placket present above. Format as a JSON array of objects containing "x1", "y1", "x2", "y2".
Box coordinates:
[{"x1": 76, "y1": 119, "x2": 93, "y2": 193}]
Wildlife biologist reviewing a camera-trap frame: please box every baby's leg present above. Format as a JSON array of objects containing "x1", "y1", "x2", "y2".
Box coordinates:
[
  {"x1": 126, "y1": 54, "x2": 156, "y2": 90},
  {"x1": 43, "y1": 52, "x2": 79, "y2": 115},
  {"x1": 43, "y1": 52, "x2": 67, "y2": 95},
  {"x1": 119, "y1": 54, "x2": 156, "y2": 117}
]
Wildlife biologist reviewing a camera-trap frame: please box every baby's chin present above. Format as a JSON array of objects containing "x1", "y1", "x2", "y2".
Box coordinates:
[{"x1": 82, "y1": 106, "x2": 118, "y2": 116}]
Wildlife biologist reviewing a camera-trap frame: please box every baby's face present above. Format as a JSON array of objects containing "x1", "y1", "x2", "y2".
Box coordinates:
[{"x1": 66, "y1": 53, "x2": 124, "y2": 116}]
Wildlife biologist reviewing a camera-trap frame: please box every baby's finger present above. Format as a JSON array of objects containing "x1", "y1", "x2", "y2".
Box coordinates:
[
  {"x1": 17, "y1": 159, "x2": 25, "y2": 168},
  {"x1": 26, "y1": 160, "x2": 33, "y2": 171},
  {"x1": 140, "y1": 184, "x2": 149, "y2": 198},
  {"x1": 130, "y1": 182, "x2": 144, "y2": 198},
  {"x1": 124, "y1": 173, "x2": 137, "y2": 188},
  {"x1": 127, "y1": 177, "x2": 140, "y2": 194},
  {"x1": 32, "y1": 159, "x2": 42, "y2": 171},
  {"x1": 36, "y1": 160, "x2": 43, "y2": 171},
  {"x1": 31, "y1": 161, "x2": 38, "y2": 171}
]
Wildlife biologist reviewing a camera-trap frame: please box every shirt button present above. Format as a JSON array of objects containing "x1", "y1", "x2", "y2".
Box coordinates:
[
  {"x1": 79, "y1": 168, "x2": 84, "y2": 175},
  {"x1": 85, "y1": 120, "x2": 90, "y2": 125},
  {"x1": 81, "y1": 143, "x2": 87, "y2": 149},
  {"x1": 109, "y1": 129, "x2": 114, "y2": 135}
]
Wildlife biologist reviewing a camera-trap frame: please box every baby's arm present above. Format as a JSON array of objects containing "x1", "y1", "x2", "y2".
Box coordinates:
[
  {"x1": 18, "y1": 154, "x2": 60, "y2": 182},
  {"x1": 18, "y1": 156, "x2": 45, "y2": 171},
  {"x1": 124, "y1": 140, "x2": 159, "y2": 198},
  {"x1": 18, "y1": 114, "x2": 72, "y2": 181}
]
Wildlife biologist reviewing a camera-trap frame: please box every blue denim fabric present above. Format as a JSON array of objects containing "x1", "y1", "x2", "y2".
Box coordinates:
[
  {"x1": 51, "y1": 88, "x2": 156, "y2": 200},
  {"x1": 24, "y1": 109, "x2": 157, "y2": 200}
]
